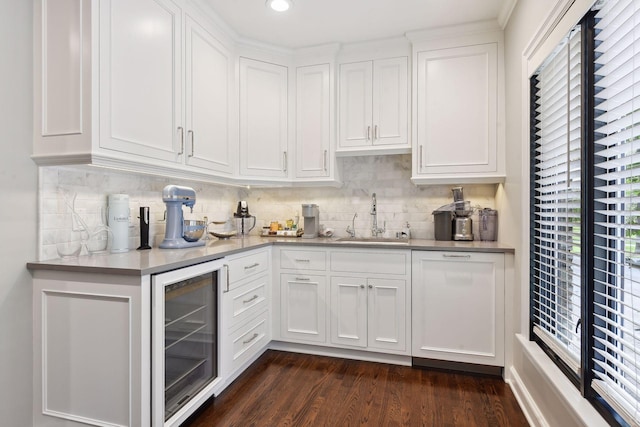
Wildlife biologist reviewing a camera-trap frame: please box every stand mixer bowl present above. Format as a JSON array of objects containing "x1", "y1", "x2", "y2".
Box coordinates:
[{"x1": 183, "y1": 220, "x2": 206, "y2": 242}]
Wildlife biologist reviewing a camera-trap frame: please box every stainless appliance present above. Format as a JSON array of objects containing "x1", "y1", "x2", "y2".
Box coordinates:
[
  {"x1": 453, "y1": 215, "x2": 474, "y2": 241},
  {"x1": 433, "y1": 187, "x2": 475, "y2": 241},
  {"x1": 159, "y1": 185, "x2": 205, "y2": 249},
  {"x1": 152, "y1": 259, "x2": 226, "y2": 427},
  {"x1": 478, "y1": 208, "x2": 498, "y2": 241},
  {"x1": 301, "y1": 204, "x2": 319, "y2": 239},
  {"x1": 234, "y1": 201, "x2": 256, "y2": 236}
]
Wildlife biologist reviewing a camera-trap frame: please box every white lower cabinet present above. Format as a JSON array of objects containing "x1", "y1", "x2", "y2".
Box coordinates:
[
  {"x1": 280, "y1": 273, "x2": 328, "y2": 343},
  {"x1": 411, "y1": 251, "x2": 505, "y2": 366},
  {"x1": 274, "y1": 246, "x2": 411, "y2": 356},
  {"x1": 330, "y1": 276, "x2": 407, "y2": 353},
  {"x1": 219, "y1": 248, "x2": 271, "y2": 386}
]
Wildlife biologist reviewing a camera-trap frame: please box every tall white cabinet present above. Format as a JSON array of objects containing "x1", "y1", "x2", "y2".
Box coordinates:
[{"x1": 338, "y1": 57, "x2": 409, "y2": 155}]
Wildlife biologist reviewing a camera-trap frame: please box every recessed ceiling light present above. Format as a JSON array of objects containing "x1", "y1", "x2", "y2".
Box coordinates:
[{"x1": 266, "y1": 0, "x2": 292, "y2": 12}]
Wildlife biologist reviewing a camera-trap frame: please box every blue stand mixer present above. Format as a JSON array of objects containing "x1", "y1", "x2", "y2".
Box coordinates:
[{"x1": 159, "y1": 185, "x2": 206, "y2": 249}]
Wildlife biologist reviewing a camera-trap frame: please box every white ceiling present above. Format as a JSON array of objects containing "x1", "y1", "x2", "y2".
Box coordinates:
[{"x1": 205, "y1": 0, "x2": 515, "y2": 49}]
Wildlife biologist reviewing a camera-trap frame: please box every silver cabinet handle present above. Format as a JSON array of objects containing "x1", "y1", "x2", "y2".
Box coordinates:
[
  {"x1": 223, "y1": 264, "x2": 230, "y2": 293},
  {"x1": 188, "y1": 130, "x2": 194, "y2": 157},
  {"x1": 244, "y1": 263, "x2": 259, "y2": 270},
  {"x1": 294, "y1": 259, "x2": 310, "y2": 263},
  {"x1": 177, "y1": 127, "x2": 184, "y2": 155},
  {"x1": 283, "y1": 151, "x2": 288, "y2": 172},
  {"x1": 419, "y1": 145, "x2": 423, "y2": 169},
  {"x1": 442, "y1": 254, "x2": 471, "y2": 259},
  {"x1": 367, "y1": 126, "x2": 371, "y2": 141},
  {"x1": 323, "y1": 150, "x2": 328, "y2": 171},
  {"x1": 243, "y1": 333, "x2": 259, "y2": 345},
  {"x1": 295, "y1": 277, "x2": 310, "y2": 281},
  {"x1": 243, "y1": 294, "x2": 259, "y2": 304},
  {"x1": 374, "y1": 125, "x2": 378, "y2": 140}
]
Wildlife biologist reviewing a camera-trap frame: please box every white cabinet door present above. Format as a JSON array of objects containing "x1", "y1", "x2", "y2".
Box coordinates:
[
  {"x1": 338, "y1": 57, "x2": 409, "y2": 154},
  {"x1": 99, "y1": 0, "x2": 182, "y2": 163},
  {"x1": 413, "y1": 43, "x2": 501, "y2": 183},
  {"x1": 338, "y1": 61, "x2": 373, "y2": 148},
  {"x1": 330, "y1": 276, "x2": 407, "y2": 351},
  {"x1": 280, "y1": 273, "x2": 327, "y2": 343},
  {"x1": 367, "y1": 278, "x2": 406, "y2": 352},
  {"x1": 239, "y1": 57, "x2": 289, "y2": 178},
  {"x1": 372, "y1": 57, "x2": 408, "y2": 147},
  {"x1": 184, "y1": 15, "x2": 233, "y2": 175},
  {"x1": 330, "y1": 276, "x2": 368, "y2": 348},
  {"x1": 412, "y1": 251, "x2": 505, "y2": 366},
  {"x1": 295, "y1": 63, "x2": 331, "y2": 178}
]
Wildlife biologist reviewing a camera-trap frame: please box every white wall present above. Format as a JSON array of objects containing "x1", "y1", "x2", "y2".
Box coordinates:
[
  {"x1": 0, "y1": 0, "x2": 36, "y2": 426},
  {"x1": 502, "y1": 0, "x2": 608, "y2": 425}
]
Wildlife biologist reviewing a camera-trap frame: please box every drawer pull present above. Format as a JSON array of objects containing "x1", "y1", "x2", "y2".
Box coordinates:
[
  {"x1": 223, "y1": 264, "x2": 230, "y2": 293},
  {"x1": 243, "y1": 333, "x2": 259, "y2": 345},
  {"x1": 295, "y1": 259, "x2": 310, "y2": 263},
  {"x1": 244, "y1": 263, "x2": 260, "y2": 270},
  {"x1": 442, "y1": 254, "x2": 471, "y2": 259},
  {"x1": 295, "y1": 277, "x2": 311, "y2": 281},
  {"x1": 243, "y1": 294, "x2": 259, "y2": 304}
]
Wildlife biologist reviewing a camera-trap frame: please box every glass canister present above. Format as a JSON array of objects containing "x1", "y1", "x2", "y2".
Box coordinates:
[{"x1": 478, "y1": 208, "x2": 498, "y2": 241}]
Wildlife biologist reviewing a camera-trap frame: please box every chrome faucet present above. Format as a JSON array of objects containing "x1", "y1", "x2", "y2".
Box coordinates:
[
  {"x1": 346, "y1": 212, "x2": 357, "y2": 238},
  {"x1": 370, "y1": 193, "x2": 385, "y2": 237}
]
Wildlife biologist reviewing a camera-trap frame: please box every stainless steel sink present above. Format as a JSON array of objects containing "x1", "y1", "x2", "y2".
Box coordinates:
[{"x1": 335, "y1": 237, "x2": 410, "y2": 245}]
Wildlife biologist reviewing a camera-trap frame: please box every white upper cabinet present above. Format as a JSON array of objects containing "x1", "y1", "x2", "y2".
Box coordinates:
[
  {"x1": 34, "y1": 0, "x2": 236, "y2": 181},
  {"x1": 409, "y1": 27, "x2": 505, "y2": 185},
  {"x1": 338, "y1": 57, "x2": 409, "y2": 156},
  {"x1": 183, "y1": 14, "x2": 234, "y2": 175},
  {"x1": 98, "y1": 0, "x2": 182, "y2": 163},
  {"x1": 295, "y1": 63, "x2": 333, "y2": 180},
  {"x1": 239, "y1": 57, "x2": 289, "y2": 179}
]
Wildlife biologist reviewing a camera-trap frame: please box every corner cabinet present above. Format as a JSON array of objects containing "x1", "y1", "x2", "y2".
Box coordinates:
[
  {"x1": 411, "y1": 251, "x2": 505, "y2": 367},
  {"x1": 337, "y1": 57, "x2": 410, "y2": 156},
  {"x1": 238, "y1": 57, "x2": 289, "y2": 180},
  {"x1": 34, "y1": 0, "x2": 235, "y2": 180},
  {"x1": 410, "y1": 29, "x2": 505, "y2": 185}
]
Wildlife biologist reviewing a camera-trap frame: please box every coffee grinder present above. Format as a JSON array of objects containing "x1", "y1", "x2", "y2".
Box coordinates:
[
  {"x1": 302, "y1": 204, "x2": 319, "y2": 239},
  {"x1": 159, "y1": 185, "x2": 205, "y2": 249}
]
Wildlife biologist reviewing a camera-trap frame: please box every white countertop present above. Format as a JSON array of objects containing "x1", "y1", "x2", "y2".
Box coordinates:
[{"x1": 27, "y1": 236, "x2": 514, "y2": 276}]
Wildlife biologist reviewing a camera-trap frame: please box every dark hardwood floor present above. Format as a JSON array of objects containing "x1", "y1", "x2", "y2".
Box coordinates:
[{"x1": 186, "y1": 350, "x2": 529, "y2": 427}]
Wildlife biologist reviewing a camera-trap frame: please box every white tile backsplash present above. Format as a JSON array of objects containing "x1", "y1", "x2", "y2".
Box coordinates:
[{"x1": 38, "y1": 156, "x2": 497, "y2": 260}]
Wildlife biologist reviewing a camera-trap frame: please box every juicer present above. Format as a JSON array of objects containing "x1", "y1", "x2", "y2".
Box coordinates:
[{"x1": 159, "y1": 185, "x2": 206, "y2": 249}]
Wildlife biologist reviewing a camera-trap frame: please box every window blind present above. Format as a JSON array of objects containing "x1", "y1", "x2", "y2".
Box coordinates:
[
  {"x1": 531, "y1": 26, "x2": 583, "y2": 373},
  {"x1": 592, "y1": 0, "x2": 640, "y2": 424}
]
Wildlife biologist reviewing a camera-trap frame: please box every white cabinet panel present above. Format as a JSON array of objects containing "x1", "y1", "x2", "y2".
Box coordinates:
[
  {"x1": 99, "y1": 0, "x2": 182, "y2": 162},
  {"x1": 330, "y1": 276, "x2": 368, "y2": 347},
  {"x1": 372, "y1": 58, "x2": 408, "y2": 147},
  {"x1": 338, "y1": 61, "x2": 373, "y2": 148},
  {"x1": 184, "y1": 16, "x2": 233, "y2": 174},
  {"x1": 412, "y1": 251, "x2": 505, "y2": 366},
  {"x1": 280, "y1": 273, "x2": 327, "y2": 343},
  {"x1": 239, "y1": 57, "x2": 289, "y2": 178},
  {"x1": 368, "y1": 278, "x2": 406, "y2": 352},
  {"x1": 295, "y1": 63, "x2": 331, "y2": 178}
]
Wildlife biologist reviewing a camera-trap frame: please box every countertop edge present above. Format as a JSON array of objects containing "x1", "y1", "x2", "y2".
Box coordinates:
[{"x1": 27, "y1": 238, "x2": 514, "y2": 276}]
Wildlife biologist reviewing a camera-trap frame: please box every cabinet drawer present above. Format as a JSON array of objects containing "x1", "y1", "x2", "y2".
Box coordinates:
[
  {"x1": 330, "y1": 250, "x2": 408, "y2": 275},
  {"x1": 230, "y1": 312, "x2": 269, "y2": 369},
  {"x1": 279, "y1": 249, "x2": 326, "y2": 271},
  {"x1": 228, "y1": 276, "x2": 267, "y2": 330},
  {"x1": 227, "y1": 249, "x2": 269, "y2": 284}
]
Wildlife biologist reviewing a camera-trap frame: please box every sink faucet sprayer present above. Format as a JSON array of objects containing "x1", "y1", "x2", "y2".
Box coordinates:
[
  {"x1": 346, "y1": 212, "x2": 357, "y2": 238},
  {"x1": 370, "y1": 193, "x2": 386, "y2": 237}
]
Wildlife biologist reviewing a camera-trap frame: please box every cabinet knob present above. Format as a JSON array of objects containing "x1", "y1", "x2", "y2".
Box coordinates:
[
  {"x1": 360, "y1": 284, "x2": 365, "y2": 289},
  {"x1": 368, "y1": 284, "x2": 373, "y2": 289}
]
